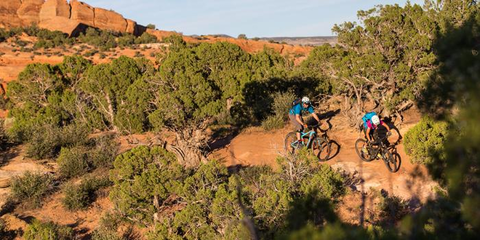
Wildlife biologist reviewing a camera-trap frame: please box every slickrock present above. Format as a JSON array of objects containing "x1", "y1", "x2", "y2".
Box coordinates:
[
  {"x1": 0, "y1": 0, "x2": 22, "y2": 28},
  {"x1": 94, "y1": 8, "x2": 127, "y2": 33},
  {"x1": 39, "y1": 0, "x2": 71, "y2": 21},
  {"x1": 17, "y1": 0, "x2": 45, "y2": 24},
  {"x1": 70, "y1": 0, "x2": 94, "y2": 26}
]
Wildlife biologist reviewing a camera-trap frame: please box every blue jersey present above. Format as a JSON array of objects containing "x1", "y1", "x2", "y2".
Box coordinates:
[{"x1": 289, "y1": 104, "x2": 314, "y2": 115}]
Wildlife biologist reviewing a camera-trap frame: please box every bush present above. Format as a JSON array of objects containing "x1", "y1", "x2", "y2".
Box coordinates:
[
  {"x1": 26, "y1": 124, "x2": 89, "y2": 160},
  {"x1": 238, "y1": 34, "x2": 247, "y2": 39},
  {"x1": 79, "y1": 28, "x2": 117, "y2": 50},
  {"x1": 62, "y1": 176, "x2": 111, "y2": 211},
  {"x1": 261, "y1": 91, "x2": 296, "y2": 130},
  {"x1": 88, "y1": 135, "x2": 119, "y2": 169},
  {"x1": 272, "y1": 91, "x2": 297, "y2": 119},
  {"x1": 261, "y1": 115, "x2": 285, "y2": 130},
  {"x1": 134, "y1": 32, "x2": 158, "y2": 44},
  {"x1": 10, "y1": 171, "x2": 53, "y2": 207},
  {"x1": 57, "y1": 147, "x2": 89, "y2": 179},
  {"x1": 91, "y1": 211, "x2": 123, "y2": 240},
  {"x1": 109, "y1": 146, "x2": 186, "y2": 225},
  {"x1": 23, "y1": 220, "x2": 73, "y2": 240},
  {"x1": 404, "y1": 117, "x2": 450, "y2": 165}
]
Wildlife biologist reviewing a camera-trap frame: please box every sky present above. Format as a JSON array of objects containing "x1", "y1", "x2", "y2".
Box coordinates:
[{"x1": 80, "y1": 0, "x2": 425, "y2": 37}]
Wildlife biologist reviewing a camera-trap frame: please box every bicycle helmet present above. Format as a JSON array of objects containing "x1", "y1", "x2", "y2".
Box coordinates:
[
  {"x1": 301, "y1": 96, "x2": 310, "y2": 104},
  {"x1": 371, "y1": 115, "x2": 380, "y2": 125}
]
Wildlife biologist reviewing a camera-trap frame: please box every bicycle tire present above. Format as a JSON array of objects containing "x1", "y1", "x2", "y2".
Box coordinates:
[
  {"x1": 354, "y1": 138, "x2": 374, "y2": 162},
  {"x1": 312, "y1": 137, "x2": 331, "y2": 161},
  {"x1": 383, "y1": 150, "x2": 399, "y2": 172},
  {"x1": 284, "y1": 132, "x2": 299, "y2": 154}
]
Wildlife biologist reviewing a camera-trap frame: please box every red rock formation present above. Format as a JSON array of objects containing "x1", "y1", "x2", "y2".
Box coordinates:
[
  {"x1": 39, "y1": 0, "x2": 71, "y2": 21},
  {"x1": 126, "y1": 19, "x2": 136, "y2": 34},
  {"x1": 70, "y1": 0, "x2": 94, "y2": 26},
  {"x1": 94, "y1": 8, "x2": 126, "y2": 32},
  {"x1": 17, "y1": 0, "x2": 45, "y2": 24},
  {"x1": 1, "y1": 0, "x2": 141, "y2": 35},
  {"x1": 0, "y1": 0, "x2": 22, "y2": 28}
]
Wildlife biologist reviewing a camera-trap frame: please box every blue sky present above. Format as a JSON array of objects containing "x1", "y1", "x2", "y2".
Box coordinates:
[{"x1": 81, "y1": 0, "x2": 425, "y2": 37}]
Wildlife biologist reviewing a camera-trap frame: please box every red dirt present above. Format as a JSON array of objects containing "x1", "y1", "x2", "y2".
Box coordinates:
[{"x1": 210, "y1": 107, "x2": 436, "y2": 202}]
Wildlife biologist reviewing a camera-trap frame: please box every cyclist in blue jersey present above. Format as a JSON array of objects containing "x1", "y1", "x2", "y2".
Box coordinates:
[{"x1": 288, "y1": 97, "x2": 321, "y2": 144}]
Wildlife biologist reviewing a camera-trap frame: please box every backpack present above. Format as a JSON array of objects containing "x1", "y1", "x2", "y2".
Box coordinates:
[
  {"x1": 362, "y1": 112, "x2": 377, "y2": 129},
  {"x1": 292, "y1": 98, "x2": 302, "y2": 106}
]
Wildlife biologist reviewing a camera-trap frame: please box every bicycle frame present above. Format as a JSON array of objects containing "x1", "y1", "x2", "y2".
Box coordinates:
[{"x1": 291, "y1": 128, "x2": 317, "y2": 149}]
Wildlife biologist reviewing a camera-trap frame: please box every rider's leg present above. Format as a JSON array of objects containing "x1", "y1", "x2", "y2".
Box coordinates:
[{"x1": 289, "y1": 114, "x2": 303, "y2": 141}]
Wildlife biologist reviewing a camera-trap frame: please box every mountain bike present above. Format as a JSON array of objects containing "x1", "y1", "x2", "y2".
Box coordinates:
[
  {"x1": 354, "y1": 131, "x2": 400, "y2": 172},
  {"x1": 284, "y1": 124, "x2": 331, "y2": 161}
]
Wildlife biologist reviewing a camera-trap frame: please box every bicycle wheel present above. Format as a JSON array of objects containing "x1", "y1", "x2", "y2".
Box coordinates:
[
  {"x1": 312, "y1": 137, "x2": 331, "y2": 161},
  {"x1": 285, "y1": 132, "x2": 299, "y2": 154},
  {"x1": 383, "y1": 149, "x2": 399, "y2": 173},
  {"x1": 354, "y1": 138, "x2": 374, "y2": 162}
]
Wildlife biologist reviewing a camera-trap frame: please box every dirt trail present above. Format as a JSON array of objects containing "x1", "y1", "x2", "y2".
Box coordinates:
[{"x1": 211, "y1": 112, "x2": 437, "y2": 202}]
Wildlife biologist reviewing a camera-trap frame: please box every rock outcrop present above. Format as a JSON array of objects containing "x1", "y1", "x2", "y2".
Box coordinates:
[
  {"x1": 39, "y1": 0, "x2": 71, "y2": 21},
  {"x1": 0, "y1": 0, "x2": 142, "y2": 36},
  {"x1": 70, "y1": 0, "x2": 94, "y2": 27},
  {"x1": 94, "y1": 7, "x2": 126, "y2": 33},
  {"x1": 17, "y1": 0, "x2": 45, "y2": 23},
  {"x1": 0, "y1": 0, "x2": 22, "y2": 28}
]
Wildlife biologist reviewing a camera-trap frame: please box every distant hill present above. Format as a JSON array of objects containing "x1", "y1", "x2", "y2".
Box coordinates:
[{"x1": 259, "y1": 36, "x2": 337, "y2": 46}]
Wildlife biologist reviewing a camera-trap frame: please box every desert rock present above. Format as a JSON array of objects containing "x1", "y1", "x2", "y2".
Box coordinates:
[
  {"x1": 17, "y1": 0, "x2": 45, "y2": 24},
  {"x1": 94, "y1": 8, "x2": 127, "y2": 32}
]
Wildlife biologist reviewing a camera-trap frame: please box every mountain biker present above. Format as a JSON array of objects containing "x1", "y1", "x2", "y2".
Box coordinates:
[
  {"x1": 365, "y1": 115, "x2": 391, "y2": 144},
  {"x1": 288, "y1": 97, "x2": 321, "y2": 144}
]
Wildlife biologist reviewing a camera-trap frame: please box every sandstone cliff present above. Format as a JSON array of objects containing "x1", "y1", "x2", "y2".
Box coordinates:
[{"x1": 0, "y1": 0, "x2": 142, "y2": 36}]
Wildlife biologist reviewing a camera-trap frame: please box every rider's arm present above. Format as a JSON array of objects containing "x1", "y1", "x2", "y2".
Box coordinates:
[
  {"x1": 312, "y1": 112, "x2": 321, "y2": 124},
  {"x1": 366, "y1": 127, "x2": 372, "y2": 142},
  {"x1": 382, "y1": 122, "x2": 391, "y2": 131},
  {"x1": 295, "y1": 114, "x2": 306, "y2": 127}
]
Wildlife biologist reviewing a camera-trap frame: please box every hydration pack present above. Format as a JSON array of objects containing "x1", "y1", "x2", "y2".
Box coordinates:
[
  {"x1": 292, "y1": 98, "x2": 302, "y2": 106},
  {"x1": 362, "y1": 112, "x2": 377, "y2": 129}
]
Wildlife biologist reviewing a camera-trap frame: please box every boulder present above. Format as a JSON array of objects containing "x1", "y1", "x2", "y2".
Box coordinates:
[
  {"x1": 39, "y1": 0, "x2": 71, "y2": 22},
  {"x1": 70, "y1": 0, "x2": 94, "y2": 26},
  {"x1": 17, "y1": 0, "x2": 45, "y2": 24},
  {"x1": 0, "y1": 0, "x2": 22, "y2": 27},
  {"x1": 94, "y1": 8, "x2": 126, "y2": 32}
]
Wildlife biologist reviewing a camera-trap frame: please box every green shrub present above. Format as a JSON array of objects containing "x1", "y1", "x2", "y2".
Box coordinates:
[
  {"x1": 62, "y1": 176, "x2": 111, "y2": 211},
  {"x1": 10, "y1": 171, "x2": 53, "y2": 207},
  {"x1": 91, "y1": 211, "x2": 123, "y2": 240},
  {"x1": 23, "y1": 220, "x2": 73, "y2": 240},
  {"x1": 88, "y1": 135, "x2": 119, "y2": 169},
  {"x1": 134, "y1": 32, "x2": 158, "y2": 44},
  {"x1": 404, "y1": 117, "x2": 450, "y2": 165},
  {"x1": 261, "y1": 115, "x2": 285, "y2": 130},
  {"x1": 91, "y1": 229, "x2": 123, "y2": 240},
  {"x1": 109, "y1": 146, "x2": 186, "y2": 225},
  {"x1": 238, "y1": 34, "x2": 247, "y2": 39},
  {"x1": 57, "y1": 147, "x2": 89, "y2": 179},
  {"x1": 272, "y1": 91, "x2": 297, "y2": 119},
  {"x1": 26, "y1": 124, "x2": 62, "y2": 159},
  {"x1": 25, "y1": 124, "x2": 89, "y2": 160},
  {"x1": 33, "y1": 29, "x2": 73, "y2": 49},
  {"x1": 79, "y1": 28, "x2": 117, "y2": 50}
]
